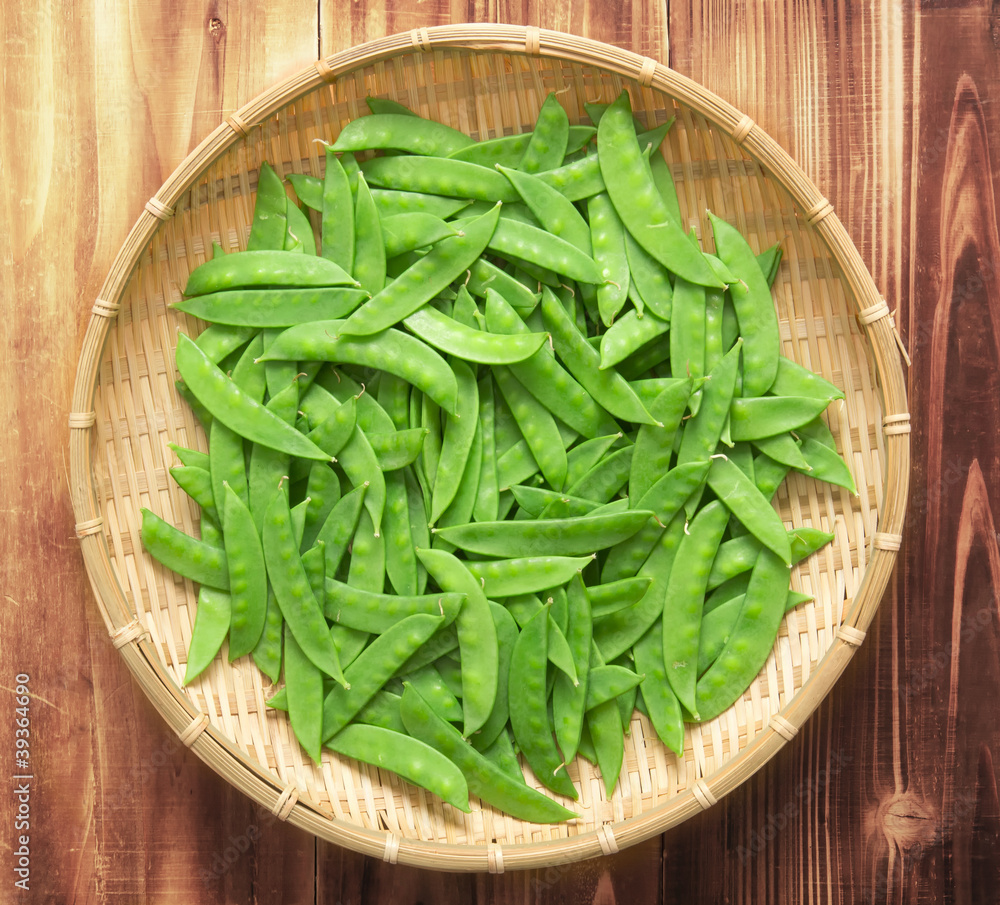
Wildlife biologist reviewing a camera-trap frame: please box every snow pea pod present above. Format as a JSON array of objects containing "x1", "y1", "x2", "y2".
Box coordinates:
[
  {"x1": 262, "y1": 491, "x2": 346, "y2": 685},
  {"x1": 464, "y1": 555, "x2": 594, "y2": 598},
  {"x1": 283, "y1": 624, "x2": 324, "y2": 763},
  {"x1": 359, "y1": 155, "x2": 519, "y2": 202},
  {"x1": 415, "y1": 548, "x2": 499, "y2": 738},
  {"x1": 332, "y1": 113, "x2": 474, "y2": 157},
  {"x1": 246, "y1": 161, "x2": 287, "y2": 252},
  {"x1": 706, "y1": 455, "x2": 792, "y2": 564},
  {"x1": 430, "y1": 360, "x2": 479, "y2": 523},
  {"x1": 174, "y1": 334, "x2": 331, "y2": 462},
  {"x1": 403, "y1": 305, "x2": 547, "y2": 364},
  {"x1": 184, "y1": 249, "x2": 358, "y2": 295},
  {"x1": 508, "y1": 607, "x2": 578, "y2": 799},
  {"x1": 695, "y1": 548, "x2": 791, "y2": 721},
  {"x1": 661, "y1": 500, "x2": 730, "y2": 717},
  {"x1": 140, "y1": 508, "x2": 229, "y2": 589},
  {"x1": 434, "y1": 509, "x2": 653, "y2": 558},
  {"x1": 599, "y1": 308, "x2": 670, "y2": 370},
  {"x1": 708, "y1": 212, "x2": 781, "y2": 396},
  {"x1": 321, "y1": 612, "x2": 444, "y2": 740},
  {"x1": 260, "y1": 321, "x2": 459, "y2": 415},
  {"x1": 326, "y1": 722, "x2": 471, "y2": 813},
  {"x1": 352, "y1": 173, "x2": 386, "y2": 295},
  {"x1": 729, "y1": 396, "x2": 831, "y2": 441},
  {"x1": 588, "y1": 192, "x2": 630, "y2": 325},
  {"x1": 338, "y1": 204, "x2": 501, "y2": 336},
  {"x1": 173, "y1": 287, "x2": 367, "y2": 327},
  {"x1": 633, "y1": 619, "x2": 685, "y2": 755},
  {"x1": 484, "y1": 290, "x2": 618, "y2": 438},
  {"x1": 598, "y1": 92, "x2": 722, "y2": 287},
  {"x1": 540, "y1": 287, "x2": 658, "y2": 426},
  {"x1": 493, "y1": 365, "x2": 567, "y2": 491},
  {"x1": 222, "y1": 483, "x2": 268, "y2": 660},
  {"x1": 399, "y1": 684, "x2": 578, "y2": 822},
  {"x1": 183, "y1": 587, "x2": 232, "y2": 685},
  {"x1": 519, "y1": 92, "x2": 569, "y2": 173}
]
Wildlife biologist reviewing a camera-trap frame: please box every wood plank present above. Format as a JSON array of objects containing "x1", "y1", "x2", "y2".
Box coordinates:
[
  {"x1": 0, "y1": 1, "x2": 319, "y2": 901},
  {"x1": 319, "y1": 1, "x2": 669, "y2": 63}
]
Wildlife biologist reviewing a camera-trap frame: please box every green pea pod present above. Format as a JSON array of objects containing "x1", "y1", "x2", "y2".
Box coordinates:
[
  {"x1": 184, "y1": 249, "x2": 358, "y2": 295},
  {"x1": 321, "y1": 612, "x2": 444, "y2": 740},
  {"x1": 323, "y1": 577, "x2": 462, "y2": 632},
  {"x1": 623, "y1": 230, "x2": 673, "y2": 321},
  {"x1": 598, "y1": 92, "x2": 722, "y2": 288},
  {"x1": 415, "y1": 548, "x2": 499, "y2": 738},
  {"x1": 261, "y1": 322, "x2": 459, "y2": 417},
  {"x1": 592, "y1": 513, "x2": 686, "y2": 662},
  {"x1": 351, "y1": 174, "x2": 386, "y2": 295},
  {"x1": 769, "y1": 356, "x2": 844, "y2": 401},
  {"x1": 283, "y1": 196, "x2": 316, "y2": 255},
  {"x1": 346, "y1": 509, "x2": 385, "y2": 593},
  {"x1": 450, "y1": 133, "x2": 531, "y2": 167},
  {"x1": 599, "y1": 309, "x2": 670, "y2": 370},
  {"x1": 283, "y1": 624, "x2": 324, "y2": 763},
  {"x1": 140, "y1": 508, "x2": 229, "y2": 590},
  {"x1": 565, "y1": 446, "x2": 633, "y2": 504},
  {"x1": 586, "y1": 576, "x2": 652, "y2": 619},
  {"x1": 540, "y1": 287, "x2": 658, "y2": 426},
  {"x1": 360, "y1": 155, "x2": 519, "y2": 202},
  {"x1": 332, "y1": 113, "x2": 474, "y2": 157},
  {"x1": 519, "y1": 92, "x2": 570, "y2": 173},
  {"x1": 251, "y1": 588, "x2": 284, "y2": 683},
  {"x1": 708, "y1": 212, "x2": 781, "y2": 396},
  {"x1": 661, "y1": 500, "x2": 730, "y2": 717},
  {"x1": 497, "y1": 164, "x2": 592, "y2": 253},
  {"x1": 339, "y1": 204, "x2": 501, "y2": 337},
  {"x1": 729, "y1": 396, "x2": 831, "y2": 441},
  {"x1": 796, "y1": 436, "x2": 857, "y2": 493},
  {"x1": 629, "y1": 378, "x2": 693, "y2": 502},
  {"x1": 183, "y1": 587, "x2": 232, "y2": 685},
  {"x1": 508, "y1": 607, "x2": 579, "y2": 799},
  {"x1": 706, "y1": 455, "x2": 792, "y2": 565},
  {"x1": 247, "y1": 162, "x2": 288, "y2": 251},
  {"x1": 262, "y1": 491, "x2": 346, "y2": 686},
  {"x1": 223, "y1": 483, "x2": 268, "y2": 660},
  {"x1": 326, "y1": 723, "x2": 471, "y2": 813},
  {"x1": 633, "y1": 619, "x2": 684, "y2": 755},
  {"x1": 403, "y1": 305, "x2": 547, "y2": 365},
  {"x1": 695, "y1": 549, "x2": 791, "y2": 721},
  {"x1": 288, "y1": 172, "x2": 322, "y2": 210},
  {"x1": 382, "y1": 470, "x2": 418, "y2": 595},
  {"x1": 493, "y1": 365, "x2": 567, "y2": 491},
  {"x1": 588, "y1": 192, "x2": 630, "y2": 325},
  {"x1": 401, "y1": 665, "x2": 463, "y2": 725},
  {"x1": 470, "y1": 602, "x2": 521, "y2": 750},
  {"x1": 399, "y1": 684, "x2": 578, "y2": 822},
  {"x1": 473, "y1": 377, "x2": 500, "y2": 523},
  {"x1": 752, "y1": 430, "x2": 812, "y2": 471},
  {"x1": 175, "y1": 334, "x2": 330, "y2": 462},
  {"x1": 372, "y1": 188, "x2": 471, "y2": 220},
  {"x1": 430, "y1": 360, "x2": 479, "y2": 523},
  {"x1": 169, "y1": 464, "x2": 218, "y2": 523},
  {"x1": 434, "y1": 509, "x2": 653, "y2": 558},
  {"x1": 484, "y1": 290, "x2": 619, "y2": 439}
]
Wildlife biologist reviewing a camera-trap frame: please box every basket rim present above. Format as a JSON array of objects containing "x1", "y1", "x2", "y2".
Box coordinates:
[{"x1": 68, "y1": 22, "x2": 910, "y2": 872}]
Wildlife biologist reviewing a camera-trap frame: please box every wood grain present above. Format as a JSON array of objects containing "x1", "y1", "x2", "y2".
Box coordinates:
[{"x1": 3, "y1": 0, "x2": 996, "y2": 901}]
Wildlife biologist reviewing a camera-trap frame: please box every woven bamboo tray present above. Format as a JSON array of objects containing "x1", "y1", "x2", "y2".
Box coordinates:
[{"x1": 69, "y1": 24, "x2": 910, "y2": 872}]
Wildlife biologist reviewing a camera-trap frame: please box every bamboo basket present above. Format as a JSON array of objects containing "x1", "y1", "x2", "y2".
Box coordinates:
[{"x1": 69, "y1": 25, "x2": 910, "y2": 872}]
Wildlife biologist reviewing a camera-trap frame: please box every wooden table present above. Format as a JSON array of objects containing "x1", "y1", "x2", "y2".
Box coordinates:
[{"x1": 4, "y1": 2, "x2": 996, "y2": 901}]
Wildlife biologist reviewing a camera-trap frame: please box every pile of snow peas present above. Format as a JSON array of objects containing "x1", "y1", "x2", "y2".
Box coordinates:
[{"x1": 142, "y1": 90, "x2": 853, "y2": 821}]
